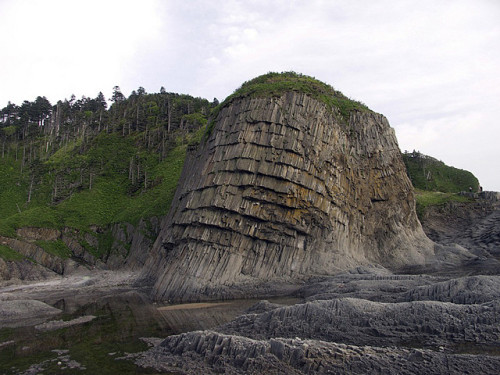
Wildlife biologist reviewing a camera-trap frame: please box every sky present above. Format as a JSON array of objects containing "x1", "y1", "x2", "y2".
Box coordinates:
[{"x1": 1, "y1": 0, "x2": 499, "y2": 190}]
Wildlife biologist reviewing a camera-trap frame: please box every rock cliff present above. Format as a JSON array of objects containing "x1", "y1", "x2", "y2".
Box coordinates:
[
  {"x1": 143, "y1": 73, "x2": 435, "y2": 301},
  {"x1": 0, "y1": 219, "x2": 159, "y2": 282}
]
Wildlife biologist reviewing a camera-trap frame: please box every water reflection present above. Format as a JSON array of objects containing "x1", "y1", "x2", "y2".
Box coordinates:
[
  {"x1": 0, "y1": 291, "x2": 301, "y2": 374},
  {"x1": 158, "y1": 300, "x2": 257, "y2": 334}
]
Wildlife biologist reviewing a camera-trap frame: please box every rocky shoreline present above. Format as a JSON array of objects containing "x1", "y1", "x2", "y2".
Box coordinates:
[
  {"x1": 1, "y1": 195, "x2": 499, "y2": 374},
  {"x1": 134, "y1": 268, "x2": 500, "y2": 374},
  {"x1": 0, "y1": 270, "x2": 142, "y2": 327},
  {"x1": 130, "y1": 194, "x2": 500, "y2": 374},
  {"x1": 1, "y1": 265, "x2": 500, "y2": 374},
  {"x1": 136, "y1": 331, "x2": 500, "y2": 375}
]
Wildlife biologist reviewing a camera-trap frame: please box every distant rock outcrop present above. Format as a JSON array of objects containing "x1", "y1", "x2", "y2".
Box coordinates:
[
  {"x1": 143, "y1": 73, "x2": 436, "y2": 301},
  {"x1": 421, "y1": 194, "x2": 500, "y2": 261}
]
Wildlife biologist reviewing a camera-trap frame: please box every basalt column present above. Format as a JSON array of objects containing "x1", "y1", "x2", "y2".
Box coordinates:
[{"x1": 143, "y1": 90, "x2": 434, "y2": 301}]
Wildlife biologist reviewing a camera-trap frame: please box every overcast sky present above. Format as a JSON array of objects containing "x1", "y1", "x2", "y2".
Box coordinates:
[{"x1": 1, "y1": 0, "x2": 499, "y2": 190}]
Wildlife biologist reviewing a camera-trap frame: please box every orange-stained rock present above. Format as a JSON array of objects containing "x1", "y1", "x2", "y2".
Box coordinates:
[{"x1": 143, "y1": 87, "x2": 435, "y2": 302}]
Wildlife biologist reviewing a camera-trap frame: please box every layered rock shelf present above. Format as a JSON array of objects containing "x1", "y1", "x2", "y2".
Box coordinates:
[
  {"x1": 136, "y1": 272, "x2": 500, "y2": 374},
  {"x1": 144, "y1": 83, "x2": 436, "y2": 301}
]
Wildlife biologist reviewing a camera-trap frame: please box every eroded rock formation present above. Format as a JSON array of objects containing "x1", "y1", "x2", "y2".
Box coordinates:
[
  {"x1": 137, "y1": 272, "x2": 500, "y2": 374},
  {"x1": 144, "y1": 75, "x2": 436, "y2": 301},
  {"x1": 0, "y1": 218, "x2": 159, "y2": 282},
  {"x1": 136, "y1": 330, "x2": 500, "y2": 375}
]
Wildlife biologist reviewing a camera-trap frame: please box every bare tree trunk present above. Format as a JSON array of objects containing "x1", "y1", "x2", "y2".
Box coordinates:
[
  {"x1": 129, "y1": 157, "x2": 135, "y2": 183},
  {"x1": 55, "y1": 102, "x2": 61, "y2": 136},
  {"x1": 136, "y1": 106, "x2": 139, "y2": 132},
  {"x1": 162, "y1": 128, "x2": 167, "y2": 160},
  {"x1": 27, "y1": 175, "x2": 34, "y2": 203},
  {"x1": 52, "y1": 176, "x2": 58, "y2": 202},
  {"x1": 21, "y1": 145, "x2": 26, "y2": 173},
  {"x1": 167, "y1": 98, "x2": 172, "y2": 133}
]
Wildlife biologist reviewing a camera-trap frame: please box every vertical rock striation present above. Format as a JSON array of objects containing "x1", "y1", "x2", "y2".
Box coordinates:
[{"x1": 143, "y1": 74, "x2": 435, "y2": 301}]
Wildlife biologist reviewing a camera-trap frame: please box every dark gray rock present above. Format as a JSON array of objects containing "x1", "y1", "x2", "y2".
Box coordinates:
[
  {"x1": 136, "y1": 330, "x2": 500, "y2": 375},
  {"x1": 404, "y1": 275, "x2": 500, "y2": 304},
  {"x1": 219, "y1": 297, "x2": 500, "y2": 349},
  {"x1": 0, "y1": 257, "x2": 58, "y2": 281},
  {"x1": 144, "y1": 90, "x2": 438, "y2": 302},
  {"x1": 298, "y1": 272, "x2": 437, "y2": 303},
  {"x1": 422, "y1": 197, "x2": 500, "y2": 261}
]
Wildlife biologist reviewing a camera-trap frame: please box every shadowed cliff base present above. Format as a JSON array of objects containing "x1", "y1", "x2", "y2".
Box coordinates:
[{"x1": 141, "y1": 73, "x2": 459, "y2": 302}]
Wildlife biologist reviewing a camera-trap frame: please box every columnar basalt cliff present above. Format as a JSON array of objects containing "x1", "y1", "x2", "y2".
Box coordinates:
[{"x1": 143, "y1": 73, "x2": 435, "y2": 301}]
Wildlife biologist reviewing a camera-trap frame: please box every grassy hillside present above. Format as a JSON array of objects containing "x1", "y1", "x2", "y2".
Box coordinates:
[
  {"x1": 0, "y1": 89, "x2": 211, "y2": 262},
  {"x1": 403, "y1": 151, "x2": 479, "y2": 193},
  {"x1": 0, "y1": 132, "x2": 201, "y2": 237},
  {"x1": 402, "y1": 151, "x2": 481, "y2": 221},
  {"x1": 413, "y1": 189, "x2": 473, "y2": 221}
]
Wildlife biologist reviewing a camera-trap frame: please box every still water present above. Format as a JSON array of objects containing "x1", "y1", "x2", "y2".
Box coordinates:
[{"x1": 0, "y1": 291, "x2": 299, "y2": 374}]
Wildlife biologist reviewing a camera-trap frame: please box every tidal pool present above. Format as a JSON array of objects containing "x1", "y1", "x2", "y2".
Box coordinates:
[{"x1": 0, "y1": 289, "x2": 300, "y2": 374}]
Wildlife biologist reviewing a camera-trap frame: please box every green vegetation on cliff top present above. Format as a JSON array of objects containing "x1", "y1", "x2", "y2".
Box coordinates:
[
  {"x1": 414, "y1": 190, "x2": 473, "y2": 221},
  {"x1": 403, "y1": 151, "x2": 481, "y2": 220},
  {"x1": 207, "y1": 72, "x2": 370, "y2": 136},
  {"x1": 229, "y1": 72, "x2": 369, "y2": 111},
  {"x1": 403, "y1": 151, "x2": 479, "y2": 193},
  {"x1": 0, "y1": 89, "x2": 211, "y2": 249}
]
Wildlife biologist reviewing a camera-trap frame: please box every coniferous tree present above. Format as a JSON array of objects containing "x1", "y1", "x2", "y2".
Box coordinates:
[
  {"x1": 111, "y1": 86, "x2": 125, "y2": 103},
  {"x1": 96, "y1": 92, "x2": 107, "y2": 110}
]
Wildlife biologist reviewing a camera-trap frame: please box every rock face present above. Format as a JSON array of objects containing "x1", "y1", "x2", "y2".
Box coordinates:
[
  {"x1": 421, "y1": 194, "x2": 500, "y2": 260},
  {"x1": 0, "y1": 300, "x2": 61, "y2": 328},
  {"x1": 0, "y1": 218, "x2": 160, "y2": 282},
  {"x1": 137, "y1": 271, "x2": 500, "y2": 374},
  {"x1": 219, "y1": 297, "x2": 500, "y2": 348},
  {"x1": 0, "y1": 234, "x2": 68, "y2": 275},
  {"x1": 144, "y1": 75, "x2": 435, "y2": 301},
  {"x1": 137, "y1": 330, "x2": 500, "y2": 375}
]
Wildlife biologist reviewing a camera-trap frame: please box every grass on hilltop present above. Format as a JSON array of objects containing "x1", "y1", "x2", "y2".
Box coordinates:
[{"x1": 206, "y1": 71, "x2": 370, "y2": 136}]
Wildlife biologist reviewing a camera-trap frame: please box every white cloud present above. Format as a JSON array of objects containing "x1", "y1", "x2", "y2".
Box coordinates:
[
  {"x1": 1, "y1": 0, "x2": 499, "y2": 189},
  {"x1": 0, "y1": 0, "x2": 162, "y2": 104}
]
